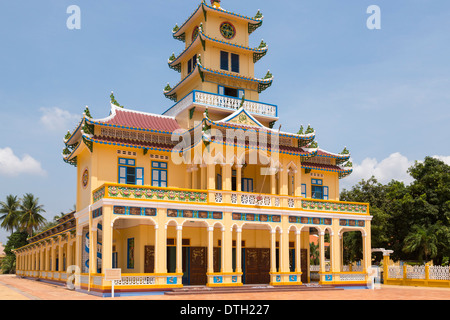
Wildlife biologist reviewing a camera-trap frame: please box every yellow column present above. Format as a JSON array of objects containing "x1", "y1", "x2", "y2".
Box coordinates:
[
  {"x1": 200, "y1": 164, "x2": 207, "y2": 190},
  {"x1": 51, "y1": 242, "x2": 56, "y2": 272},
  {"x1": 154, "y1": 224, "x2": 160, "y2": 273},
  {"x1": 207, "y1": 164, "x2": 215, "y2": 189},
  {"x1": 67, "y1": 237, "x2": 73, "y2": 270},
  {"x1": 191, "y1": 166, "x2": 198, "y2": 189},
  {"x1": 236, "y1": 165, "x2": 242, "y2": 192},
  {"x1": 331, "y1": 231, "x2": 341, "y2": 274},
  {"x1": 319, "y1": 230, "x2": 325, "y2": 282},
  {"x1": 270, "y1": 229, "x2": 276, "y2": 272},
  {"x1": 207, "y1": 226, "x2": 214, "y2": 273},
  {"x1": 295, "y1": 230, "x2": 301, "y2": 273},
  {"x1": 161, "y1": 224, "x2": 168, "y2": 274},
  {"x1": 176, "y1": 225, "x2": 183, "y2": 274},
  {"x1": 58, "y1": 237, "x2": 63, "y2": 272},
  {"x1": 270, "y1": 169, "x2": 276, "y2": 195},
  {"x1": 102, "y1": 212, "x2": 113, "y2": 272},
  {"x1": 236, "y1": 227, "x2": 242, "y2": 273},
  {"x1": 221, "y1": 227, "x2": 225, "y2": 272}
]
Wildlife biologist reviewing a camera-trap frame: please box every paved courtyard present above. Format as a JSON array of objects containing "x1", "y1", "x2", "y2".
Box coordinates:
[{"x1": 1, "y1": 274, "x2": 450, "y2": 300}]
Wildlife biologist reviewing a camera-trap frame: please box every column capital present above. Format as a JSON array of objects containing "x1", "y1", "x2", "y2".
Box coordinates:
[
  {"x1": 176, "y1": 225, "x2": 183, "y2": 231},
  {"x1": 208, "y1": 226, "x2": 214, "y2": 232}
]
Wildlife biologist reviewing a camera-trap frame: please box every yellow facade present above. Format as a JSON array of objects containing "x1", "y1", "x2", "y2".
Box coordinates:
[{"x1": 15, "y1": 1, "x2": 373, "y2": 295}]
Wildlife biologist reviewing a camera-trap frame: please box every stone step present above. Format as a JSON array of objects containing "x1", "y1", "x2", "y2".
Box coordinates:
[{"x1": 165, "y1": 284, "x2": 343, "y2": 295}]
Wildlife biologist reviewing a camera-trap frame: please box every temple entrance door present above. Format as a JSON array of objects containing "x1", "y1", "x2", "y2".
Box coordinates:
[
  {"x1": 243, "y1": 248, "x2": 270, "y2": 284},
  {"x1": 144, "y1": 246, "x2": 155, "y2": 273},
  {"x1": 301, "y1": 249, "x2": 308, "y2": 283},
  {"x1": 189, "y1": 247, "x2": 207, "y2": 285},
  {"x1": 182, "y1": 247, "x2": 190, "y2": 285}
]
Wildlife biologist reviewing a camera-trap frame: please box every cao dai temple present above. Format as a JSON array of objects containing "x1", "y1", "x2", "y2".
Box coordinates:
[{"x1": 15, "y1": 1, "x2": 372, "y2": 294}]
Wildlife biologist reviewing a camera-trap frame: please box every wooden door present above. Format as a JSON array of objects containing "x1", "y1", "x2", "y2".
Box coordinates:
[
  {"x1": 213, "y1": 247, "x2": 221, "y2": 273},
  {"x1": 244, "y1": 248, "x2": 270, "y2": 284},
  {"x1": 301, "y1": 249, "x2": 308, "y2": 283},
  {"x1": 189, "y1": 247, "x2": 207, "y2": 285},
  {"x1": 144, "y1": 246, "x2": 154, "y2": 274}
]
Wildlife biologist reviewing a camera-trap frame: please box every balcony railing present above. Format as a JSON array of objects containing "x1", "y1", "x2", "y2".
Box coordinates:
[
  {"x1": 163, "y1": 90, "x2": 278, "y2": 118},
  {"x1": 93, "y1": 183, "x2": 369, "y2": 216}
]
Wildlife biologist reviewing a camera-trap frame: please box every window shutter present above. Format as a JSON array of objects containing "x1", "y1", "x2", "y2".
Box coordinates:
[
  {"x1": 220, "y1": 51, "x2": 229, "y2": 70},
  {"x1": 218, "y1": 85, "x2": 225, "y2": 95},
  {"x1": 136, "y1": 167, "x2": 144, "y2": 186},
  {"x1": 231, "y1": 53, "x2": 239, "y2": 73},
  {"x1": 119, "y1": 167, "x2": 127, "y2": 184},
  {"x1": 301, "y1": 184, "x2": 306, "y2": 198},
  {"x1": 187, "y1": 59, "x2": 192, "y2": 74},
  {"x1": 238, "y1": 89, "x2": 245, "y2": 99},
  {"x1": 323, "y1": 186, "x2": 329, "y2": 200}
]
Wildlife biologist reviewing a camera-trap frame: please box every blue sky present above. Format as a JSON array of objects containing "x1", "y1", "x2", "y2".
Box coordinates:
[{"x1": 1, "y1": 0, "x2": 449, "y2": 244}]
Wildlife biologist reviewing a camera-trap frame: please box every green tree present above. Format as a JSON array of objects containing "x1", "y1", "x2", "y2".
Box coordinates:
[
  {"x1": 2, "y1": 231, "x2": 28, "y2": 274},
  {"x1": 18, "y1": 193, "x2": 46, "y2": 237},
  {"x1": 402, "y1": 224, "x2": 441, "y2": 263},
  {"x1": 309, "y1": 242, "x2": 319, "y2": 265},
  {"x1": 0, "y1": 195, "x2": 21, "y2": 233}
]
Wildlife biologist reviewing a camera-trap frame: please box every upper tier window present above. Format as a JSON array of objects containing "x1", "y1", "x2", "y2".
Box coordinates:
[{"x1": 220, "y1": 51, "x2": 239, "y2": 73}]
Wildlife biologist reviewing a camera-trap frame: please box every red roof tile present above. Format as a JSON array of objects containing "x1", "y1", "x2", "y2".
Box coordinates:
[{"x1": 96, "y1": 107, "x2": 181, "y2": 133}]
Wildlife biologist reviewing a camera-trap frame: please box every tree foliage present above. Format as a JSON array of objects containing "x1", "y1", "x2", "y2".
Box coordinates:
[{"x1": 341, "y1": 157, "x2": 450, "y2": 264}]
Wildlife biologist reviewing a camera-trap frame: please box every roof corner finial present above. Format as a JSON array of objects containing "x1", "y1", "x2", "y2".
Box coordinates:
[{"x1": 210, "y1": 0, "x2": 221, "y2": 9}]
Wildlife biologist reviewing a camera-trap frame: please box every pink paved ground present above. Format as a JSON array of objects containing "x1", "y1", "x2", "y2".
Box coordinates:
[{"x1": 1, "y1": 274, "x2": 450, "y2": 300}]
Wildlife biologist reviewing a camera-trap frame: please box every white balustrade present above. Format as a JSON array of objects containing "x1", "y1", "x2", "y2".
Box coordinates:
[
  {"x1": 114, "y1": 276, "x2": 156, "y2": 286},
  {"x1": 164, "y1": 91, "x2": 277, "y2": 118}
]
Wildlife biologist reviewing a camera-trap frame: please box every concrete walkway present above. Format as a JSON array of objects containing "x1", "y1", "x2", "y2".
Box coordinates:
[{"x1": 1, "y1": 274, "x2": 450, "y2": 300}]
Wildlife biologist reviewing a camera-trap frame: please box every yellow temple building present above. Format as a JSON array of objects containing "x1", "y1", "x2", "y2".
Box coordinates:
[{"x1": 14, "y1": 0, "x2": 372, "y2": 295}]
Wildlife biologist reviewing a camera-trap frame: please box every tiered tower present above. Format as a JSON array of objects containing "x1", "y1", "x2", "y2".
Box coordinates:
[{"x1": 163, "y1": 0, "x2": 275, "y2": 129}]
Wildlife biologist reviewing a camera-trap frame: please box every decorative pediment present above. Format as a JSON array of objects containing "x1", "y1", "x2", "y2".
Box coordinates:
[{"x1": 220, "y1": 107, "x2": 263, "y2": 128}]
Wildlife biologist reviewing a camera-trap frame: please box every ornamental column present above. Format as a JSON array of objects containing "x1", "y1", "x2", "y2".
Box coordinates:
[
  {"x1": 58, "y1": 236, "x2": 64, "y2": 272},
  {"x1": 236, "y1": 227, "x2": 242, "y2": 273},
  {"x1": 295, "y1": 230, "x2": 301, "y2": 274},
  {"x1": 153, "y1": 224, "x2": 160, "y2": 273},
  {"x1": 319, "y1": 230, "x2": 325, "y2": 280},
  {"x1": 176, "y1": 225, "x2": 183, "y2": 274},
  {"x1": 207, "y1": 226, "x2": 214, "y2": 274},
  {"x1": 270, "y1": 229, "x2": 276, "y2": 272}
]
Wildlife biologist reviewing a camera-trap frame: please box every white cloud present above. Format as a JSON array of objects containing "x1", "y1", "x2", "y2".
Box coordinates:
[
  {"x1": 0, "y1": 147, "x2": 46, "y2": 177},
  {"x1": 341, "y1": 152, "x2": 415, "y2": 189},
  {"x1": 40, "y1": 107, "x2": 80, "y2": 131},
  {"x1": 432, "y1": 155, "x2": 450, "y2": 166}
]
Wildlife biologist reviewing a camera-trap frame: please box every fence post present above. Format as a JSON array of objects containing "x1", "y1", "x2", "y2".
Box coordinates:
[
  {"x1": 425, "y1": 264, "x2": 430, "y2": 286},
  {"x1": 402, "y1": 265, "x2": 408, "y2": 286}
]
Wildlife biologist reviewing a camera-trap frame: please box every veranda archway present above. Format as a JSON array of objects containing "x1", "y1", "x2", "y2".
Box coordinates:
[{"x1": 339, "y1": 227, "x2": 367, "y2": 272}]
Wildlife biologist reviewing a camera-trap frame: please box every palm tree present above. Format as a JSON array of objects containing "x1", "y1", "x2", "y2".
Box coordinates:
[
  {"x1": 18, "y1": 193, "x2": 46, "y2": 237},
  {"x1": 309, "y1": 242, "x2": 320, "y2": 265},
  {"x1": 402, "y1": 224, "x2": 439, "y2": 263},
  {"x1": 0, "y1": 195, "x2": 21, "y2": 233}
]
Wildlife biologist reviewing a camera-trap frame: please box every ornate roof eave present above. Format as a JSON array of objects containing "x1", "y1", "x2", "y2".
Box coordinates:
[
  {"x1": 198, "y1": 63, "x2": 273, "y2": 93},
  {"x1": 208, "y1": 138, "x2": 318, "y2": 158},
  {"x1": 317, "y1": 148, "x2": 351, "y2": 165},
  {"x1": 300, "y1": 162, "x2": 353, "y2": 178},
  {"x1": 164, "y1": 65, "x2": 200, "y2": 102},
  {"x1": 64, "y1": 117, "x2": 85, "y2": 146},
  {"x1": 83, "y1": 134, "x2": 175, "y2": 154},
  {"x1": 202, "y1": 1, "x2": 263, "y2": 35},
  {"x1": 172, "y1": 1, "x2": 264, "y2": 41},
  {"x1": 168, "y1": 31, "x2": 203, "y2": 72},
  {"x1": 168, "y1": 30, "x2": 268, "y2": 71},
  {"x1": 204, "y1": 116, "x2": 316, "y2": 141},
  {"x1": 62, "y1": 133, "x2": 89, "y2": 166}
]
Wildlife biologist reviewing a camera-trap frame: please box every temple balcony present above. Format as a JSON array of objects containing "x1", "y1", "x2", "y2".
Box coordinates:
[
  {"x1": 162, "y1": 90, "x2": 278, "y2": 122},
  {"x1": 92, "y1": 183, "x2": 370, "y2": 218}
]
